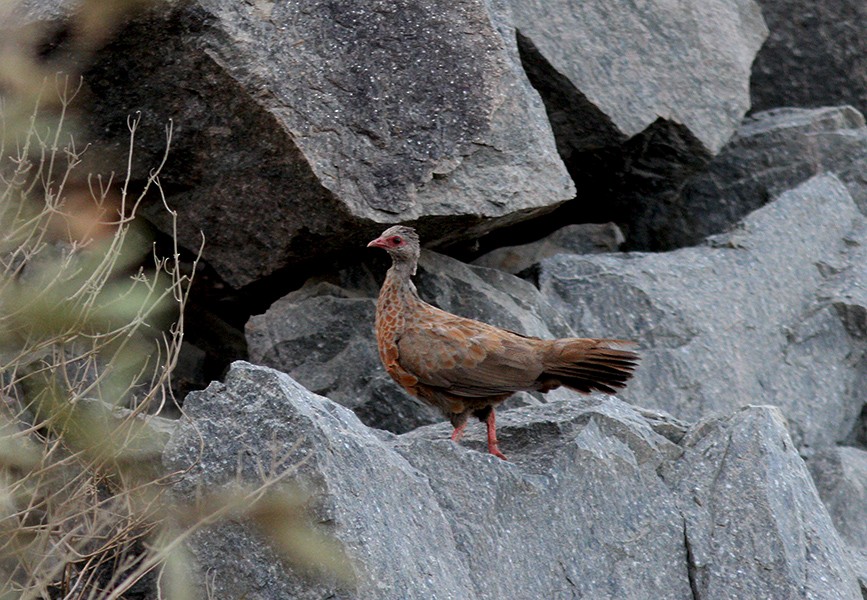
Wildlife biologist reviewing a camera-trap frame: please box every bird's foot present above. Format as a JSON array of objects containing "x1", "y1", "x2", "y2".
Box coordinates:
[
  {"x1": 485, "y1": 410, "x2": 508, "y2": 461},
  {"x1": 450, "y1": 423, "x2": 467, "y2": 443},
  {"x1": 487, "y1": 443, "x2": 507, "y2": 461}
]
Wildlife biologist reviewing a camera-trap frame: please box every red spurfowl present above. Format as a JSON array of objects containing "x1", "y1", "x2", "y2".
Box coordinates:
[{"x1": 368, "y1": 225, "x2": 638, "y2": 460}]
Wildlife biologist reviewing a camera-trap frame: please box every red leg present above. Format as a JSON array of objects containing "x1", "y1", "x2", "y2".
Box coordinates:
[
  {"x1": 450, "y1": 422, "x2": 467, "y2": 443},
  {"x1": 485, "y1": 410, "x2": 507, "y2": 460}
]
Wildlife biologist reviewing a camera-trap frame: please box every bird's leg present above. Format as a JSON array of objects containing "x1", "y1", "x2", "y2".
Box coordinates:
[
  {"x1": 485, "y1": 410, "x2": 507, "y2": 460},
  {"x1": 449, "y1": 411, "x2": 470, "y2": 444}
]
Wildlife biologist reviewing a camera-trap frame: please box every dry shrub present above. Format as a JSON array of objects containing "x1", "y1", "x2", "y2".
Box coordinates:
[{"x1": 1, "y1": 3, "x2": 352, "y2": 598}]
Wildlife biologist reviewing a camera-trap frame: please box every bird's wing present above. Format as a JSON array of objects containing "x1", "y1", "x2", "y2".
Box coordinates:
[{"x1": 396, "y1": 307, "x2": 545, "y2": 398}]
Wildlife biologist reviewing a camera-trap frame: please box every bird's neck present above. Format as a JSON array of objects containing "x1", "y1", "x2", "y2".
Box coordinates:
[
  {"x1": 383, "y1": 260, "x2": 419, "y2": 301},
  {"x1": 375, "y1": 261, "x2": 421, "y2": 342}
]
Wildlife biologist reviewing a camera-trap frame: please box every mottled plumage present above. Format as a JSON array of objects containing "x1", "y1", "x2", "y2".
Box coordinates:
[{"x1": 368, "y1": 225, "x2": 638, "y2": 459}]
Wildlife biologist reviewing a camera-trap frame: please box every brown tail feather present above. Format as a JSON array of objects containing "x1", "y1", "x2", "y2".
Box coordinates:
[{"x1": 541, "y1": 339, "x2": 639, "y2": 395}]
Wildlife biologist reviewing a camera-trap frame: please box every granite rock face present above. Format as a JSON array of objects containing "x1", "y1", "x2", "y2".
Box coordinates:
[
  {"x1": 509, "y1": 0, "x2": 767, "y2": 154},
  {"x1": 807, "y1": 446, "x2": 867, "y2": 591},
  {"x1": 507, "y1": 0, "x2": 767, "y2": 251},
  {"x1": 162, "y1": 362, "x2": 471, "y2": 599},
  {"x1": 71, "y1": 0, "x2": 574, "y2": 287},
  {"x1": 537, "y1": 175, "x2": 867, "y2": 452},
  {"x1": 751, "y1": 0, "x2": 867, "y2": 117},
  {"x1": 246, "y1": 249, "x2": 572, "y2": 433},
  {"x1": 662, "y1": 406, "x2": 862, "y2": 600},
  {"x1": 162, "y1": 362, "x2": 862, "y2": 599},
  {"x1": 676, "y1": 106, "x2": 867, "y2": 245}
]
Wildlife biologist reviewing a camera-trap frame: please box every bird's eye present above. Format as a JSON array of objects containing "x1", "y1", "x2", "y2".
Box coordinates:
[{"x1": 390, "y1": 236, "x2": 403, "y2": 245}]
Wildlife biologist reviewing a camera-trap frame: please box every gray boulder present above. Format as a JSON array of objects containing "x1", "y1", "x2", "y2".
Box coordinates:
[
  {"x1": 396, "y1": 396, "x2": 691, "y2": 600},
  {"x1": 63, "y1": 0, "x2": 572, "y2": 287},
  {"x1": 677, "y1": 106, "x2": 867, "y2": 245},
  {"x1": 537, "y1": 175, "x2": 867, "y2": 451},
  {"x1": 162, "y1": 361, "x2": 471, "y2": 599},
  {"x1": 808, "y1": 446, "x2": 867, "y2": 591},
  {"x1": 662, "y1": 405, "x2": 862, "y2": 600},
  {"x1": 162, "y1": 362, "x2": 862, "y2": 599},
  {"x1": 509, "y1": 0, "x2": 767, "y2": 154},
  {"x1": 750, "y1": 0, "x2": 867, "y2": 117},
  {"x1": 246, "y1": 249, "x2": 572, "y2": 433},
  {"x1": 471, "y1": 222, "x2": 624, "y2": 274},
  {"x1": 508, "y1": 0, "x2": 767, "y2": 250}
]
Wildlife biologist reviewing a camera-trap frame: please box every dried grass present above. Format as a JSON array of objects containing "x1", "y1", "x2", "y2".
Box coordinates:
[{"x1": 1, "y1": 2, "x2": 353, "y2": 597}]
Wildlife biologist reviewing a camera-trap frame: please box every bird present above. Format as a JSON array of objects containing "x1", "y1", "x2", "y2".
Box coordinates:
[{"x1": 367, "y1": 225, "x2": 638, "y2": 460}]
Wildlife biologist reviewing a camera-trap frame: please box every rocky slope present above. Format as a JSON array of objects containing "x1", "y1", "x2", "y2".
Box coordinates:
[
  {"x1": 163, "y1": 362, "x2": 862, "y2": 599},
  {"x1": 6, "y1": 0, "x2": 867, "y2": 597}
]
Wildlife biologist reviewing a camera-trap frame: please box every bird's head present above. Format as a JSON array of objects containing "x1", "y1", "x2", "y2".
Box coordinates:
[{"x1": 367, "y1": 225, "x2": 421, "y2": 272}]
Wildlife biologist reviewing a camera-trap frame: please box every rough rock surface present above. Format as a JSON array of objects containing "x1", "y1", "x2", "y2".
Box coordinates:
[
  {"x1": 246, "y1": 249, "x2": 572, "y2": 433},
  {"x1": 396, "y1": 397, "x2": 691, "y2": 600},
  {"x1": 509, "y1": 0, "x2": 767, "y2": 154},
  {"x1": 808, "y1": 446, "x2": 867, "y2": 590},
  {"x1": 162, "y1": 362, "x2": 470, "y2": 599},
  {"x1": 676, "y1": 106, "x2": 867, "y2": 245},
  {"x1": 162, "y1": 362, "x2": 862, "y2": 599},
  {"x1": 68, "y1": 0, "x2": 573, "y2": 287},
  {"x1": 537, "y1": 175, "x2": 867, "y2": 452},
  {"x1": 471, "y1": 222, "x2": 624, "y2": 274},
  {"x1": 506, "y1": 0, "x2": 767, "y2": 251},
  {"x1": 661, "y1": 406, "x2": 862, "y2": 600},
  {"x1": 750, "y1": 0, "x2": 867, "y2": 117}
]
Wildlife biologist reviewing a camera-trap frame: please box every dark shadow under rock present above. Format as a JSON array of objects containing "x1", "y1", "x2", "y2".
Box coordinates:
[
  {"x1": 509, "y1": 0, "x2": 767, "y2": 251},
  {"x1": 516, "y1": 33, "x2": 714, "y2": 251},
  {"x1": 750, "y1": 0, "x2": 867, "y2": 117},
  {"x1": 677, "y1": 106, "x2": 867, "y2": 245},
  {"x1": 471, "y1": 222, "x2": 624, "y2": 274}
]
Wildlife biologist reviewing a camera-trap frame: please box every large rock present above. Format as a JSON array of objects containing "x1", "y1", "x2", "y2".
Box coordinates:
[
  {"x1": 808, "y1": 446, "x2": 867, "y2": 590},
  {"x1": 162, "y1": 362, "x2": 862, "y2": 598},
  {"x1": 750, "y1": 0, "x2": 867, "y2": 117},
  {"x1": 246, "y1": 249, "x2": 573, "y2": 433},
  {"x1": 396, "y1": 397, "x2": 691, "y2": 600},
  {"x1": 64, "y1": 0, "x2": 573, "y2": 287},
  {"x1": 537, "y1": 175, "x2": 867, "y2": 451},
  {"x1": 676, "y1": 106, "x2": 867, "y2": 245},
  {"x1": 507, "y1": 0, "x2": 767, "y2": 250},
  {"x1": 509, "y1": 0, "x2": 766, "y2": 154},
  {"x1": 162, "y1": 362, "x2": 471, "y2": 599},
  {"x1": 661, "y1": 406, "x2": 862, "y2": 600}
]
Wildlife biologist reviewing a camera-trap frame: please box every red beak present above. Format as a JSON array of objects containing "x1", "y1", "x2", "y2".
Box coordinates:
[{"x1": 367, "y1": 236, "x2": 389, "y2": 249}]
